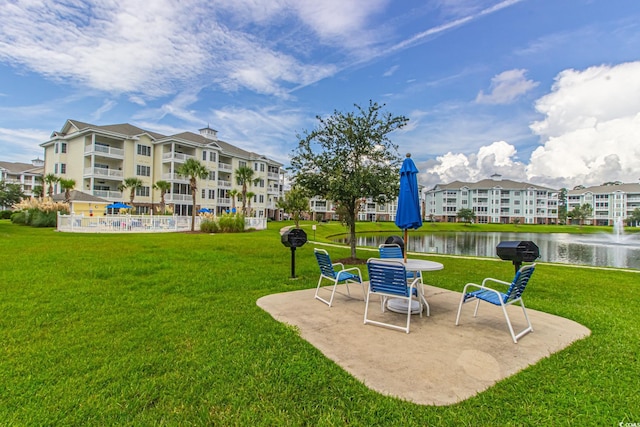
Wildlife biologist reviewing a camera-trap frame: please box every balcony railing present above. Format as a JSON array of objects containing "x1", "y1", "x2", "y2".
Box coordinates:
[
  {"x1": 267, "y1": 187, "x2": 280, "y2": 195},
  {"x1": 217, "y1": 180, "x2": 232, "y2": 188},
  {"x1": 218, "y1": 162, "x2": 233, "y2": 171},
  {"x1": 165, "y1": 194, "x2": 192, "y2": 202},
  {"x1": 218, "y1": 198, "x2": 231, "y2": 206},
  {"x1": 92, "y1": 190, "x2": 123, "y2": 200},
  {"x1": 84, "y1": 144, "x2": 124, "y2": 158},
  {"x1": 162, "y1": 173, "x2": 189, "y2": 182},
  {"x1": 162, "y1": 152, "x2": 194, "y2": 162},
  {"x1": 267, "y1": 172, "x2": 280, "y2": 179},
  {"x1": 84, "y1": 168, "x2": 123, "y2": 178}
]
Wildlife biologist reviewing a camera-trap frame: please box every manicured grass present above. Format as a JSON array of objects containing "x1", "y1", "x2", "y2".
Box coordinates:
[{"x1": 0, "y1": 220, "x2": 638, "y2": 425}]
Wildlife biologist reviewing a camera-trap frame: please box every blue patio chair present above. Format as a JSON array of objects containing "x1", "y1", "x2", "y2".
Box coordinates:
[
  {"x1": 455, "y1": 263, "x2": 536, "y2": 343},
  {"x1": 364, "y1": 258, "x2": 424, "y2": 333},
  {"x1": 314, "y1": 248, "x2": 364, "y2": 307},
  {"x1": 378, "y1": 243, "x2": 420, "y2": 282}
]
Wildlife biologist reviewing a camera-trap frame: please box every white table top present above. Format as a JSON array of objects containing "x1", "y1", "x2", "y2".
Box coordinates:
[{"x1": 376, "y1": 258, "x2": 444, "y2": 271}]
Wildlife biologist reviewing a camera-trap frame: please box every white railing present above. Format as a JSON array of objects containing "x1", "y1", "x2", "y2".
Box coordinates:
[
  {"x1": 217, "y1": 180, "x2": 232, "y2": 188},
  {"x1": 85, "y1": 144, "x2": 124, "y2": 157},
  {"x1": 162, "y1": 152, "x2": 194, "y2": 162},
  {"x1": 56, "y1": 213, "x2": 266, "y2": 233},
  {"x1": 165, "y1": 194, "x2": 192, "y2": 202},
  {"x1": 84, "y1": 167, "x2": 123, "y2": 178},
  {"x1": 218, "y1": 162, "x2": 233, "y2": 171},
  {"x1": 92, "y1": 190, "x2": 123, "y2": 199},
  {"x1": 162, "y1": 173, "x2": 188, "y2": 182},
  {"x1": 267, "y1": 172, "x2": 280, "y2": 179}
]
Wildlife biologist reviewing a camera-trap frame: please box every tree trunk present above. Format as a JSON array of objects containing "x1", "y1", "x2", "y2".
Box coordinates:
[
  {"x1": 191, "y1": 185, "x2": 196, "y2": 231},
  {"x1": 349, "y1": 220, "x2": 357, "y2": 259}
]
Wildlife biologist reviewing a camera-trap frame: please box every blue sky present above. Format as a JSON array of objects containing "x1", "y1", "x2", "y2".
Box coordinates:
[{"x1": 1, "y1": 0, "x2": 640, "y2": 189}]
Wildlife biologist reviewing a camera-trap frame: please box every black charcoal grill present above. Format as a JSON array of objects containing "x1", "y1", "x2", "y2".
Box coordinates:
[{"x1": 496, "y1": 241, "x2": 540, "y2": 274}]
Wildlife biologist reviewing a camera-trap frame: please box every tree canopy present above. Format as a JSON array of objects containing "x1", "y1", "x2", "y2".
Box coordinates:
[
  {"x1": 0, "y1": 181, "x2": 25, "y2": 208},
  {"x1": 177, "y1": 158, "x2": 209, "y2": 231},
  {"x1": 289, "y1": 101, "x2": 408, "y2": 258},
  {"x1": 276, "y1": 186, "x2": 309, "y2": 228},
  {"x1": 456, "y1": 208, "x2": 476, "y2": 225}
]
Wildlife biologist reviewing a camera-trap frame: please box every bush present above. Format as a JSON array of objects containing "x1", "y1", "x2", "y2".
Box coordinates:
[
  {"x1": 10, "y1": 211, "x2": 26, "y2": 224},
  {"x1": 0, "y1": 210, "x2": 12, "y2": 219},
  {"x1": 217, "y1": 213, "x2": 245, "y2": 233},
  {"x1": 200, "y1": 219, "x2": 219, "y2": 233},
  {"x1": 31, "y1": 210, "x2": 57, "y2": 227}
]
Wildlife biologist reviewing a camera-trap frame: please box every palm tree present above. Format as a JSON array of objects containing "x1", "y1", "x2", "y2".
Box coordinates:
[
  {"x1": 59, "y1": 178, "x2": 76, "y2": 204},
  {"x1": 43, "y1": 173, "x2": 59, "y2": 198},
  {"x1": 235, "y1": 166, "x2": 256, "y2": 215},
  {"x1": 245, "y1": 191, "x2": 255, "y2": 217},
  {"x1": 228, "y1": 189, "x2": 239, "y2": 212},
  {"x1": 176, "y1": 158, "x2": 209, "y2": 231},
  {"x1": 118, "y1": 177, "x2": 143, "y2": 208},
  {"x1": 153, "y1": 180, "x2": 171, "y2": 214}
]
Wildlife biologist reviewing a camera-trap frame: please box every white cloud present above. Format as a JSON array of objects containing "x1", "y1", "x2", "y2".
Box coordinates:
[
  {"x1": 91, "y1": 99, "x2": 117, "y2": 121},
  {"x1": 527, "y1": 61, "x2": 640, "y2": 187},
  {"x1": 0, "y1": 127, "x2": 50, "y2": 162},
  {"x1": 476, "y1": 69, "x2": 539, "y2": 105}
]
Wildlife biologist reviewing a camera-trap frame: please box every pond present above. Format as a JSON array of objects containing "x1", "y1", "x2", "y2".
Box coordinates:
[{"x1": 335, "y1": 231, "x2": 640, "y2": 270}]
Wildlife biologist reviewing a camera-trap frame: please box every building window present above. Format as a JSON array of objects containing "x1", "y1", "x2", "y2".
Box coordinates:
[
  {"x1": 202, "y1": 151, "x2": 207, "y2": 161},
  {"x1": 254, "y1": 162, "x2": 259, "y2": 171},
  {"x1": 61, "y1": 143, "x2": 67, "y2": 153},
  {"x1": 259, "y1": 179, "x2": 264, "y2": 188},
  {"x1": 54, "y1": 164, "x2": 58, "y2": 173},
  {"x1": 135, "y1": 186, "x2": 150, "y2": 197},
  {"x1": 208, "y1": 190, "x2": 215, "y2": 199},
  {"x1": 54, "y1": 143, "x2": 58, "y2": 154},
  {"x1": 137, "y1": 145, "x2": 151, "y2": 156},
  {"x1": 260, "y1": 164, "x2": 265, "y2": 172},
  {"x1": 202, "y1": 189, "x2": 206, "y2": 198},
  {"x1": 259, "y1": 195, "x2": 264, "y2": 203},
  {"x1": 60, "y1": 163, "x2": 66, "y2": 174},
  {"x1": 136, "y1": 165, "x2": 151, "y2": 176},
  {"x1": 208, "y1": 171, "x2": 215, "y2": 181},
  {"x1": 239, "y1": 161, "x2": 246, "y2": 168},
  {"x1": 209, "y1": 152, "x2": 216, "y2": 162}
]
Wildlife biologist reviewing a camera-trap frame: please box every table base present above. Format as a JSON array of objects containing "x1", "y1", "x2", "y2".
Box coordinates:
[{"x1": 387, "y1": 298, "x2": 422, "y2": 314}]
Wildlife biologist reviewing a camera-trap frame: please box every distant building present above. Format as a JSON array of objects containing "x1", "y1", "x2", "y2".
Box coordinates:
[
  {"x1": 567, "y1": 183, "x2": 640, "y2": 226},
  {"x1": 424, "y1": 174, "x2": 559, "y2": 224},
  {"x1": 0, "y1": 158, "x2": 44, "y2": 203},
  {"x1": 40, "y1": 120, "x2": 285, "y2": 219}
]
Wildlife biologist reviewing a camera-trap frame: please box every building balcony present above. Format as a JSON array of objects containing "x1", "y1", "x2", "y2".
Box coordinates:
[
  {"x1": 165, "y1": 193, "x2": 192, "y2": 202},
  {"x1": 162, "y1": 173, "x2": 189, "y2": 183},
  {"x1": 217, "y1": 180, "x2": 232, "y2": 188},
  {"x1": 267, "y1": 187, "x2": 280, "y2": 195},
  {"x1": 92, "y1": 190, "x2": 123, "y2": 200},
  {"x1": 84, "y1": 144, "x2": 124, "y2": 158},
  {"x1": 84, "y1": 167, "x2": 123, "y2": 179},
  {"x1": 162, "y1": 152, "x2": 195, "y2": 163},
  {"x1": 267, "y1": 172, "x2": 280, "y2": 179},
  {"x1": 218, "y1": 162, "x2": 233, "y2": 172},
  {"x1": 218, "y1": 198, "x2": 231, "y2": 206}
]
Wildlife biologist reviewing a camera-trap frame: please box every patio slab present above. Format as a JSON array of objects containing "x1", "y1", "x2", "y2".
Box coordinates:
[{"x1": 257, "y1": 283, "x2": 590, "y2": 406}]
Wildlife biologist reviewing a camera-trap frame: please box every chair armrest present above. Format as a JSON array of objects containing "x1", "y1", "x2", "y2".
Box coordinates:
[
  {"x1": 342, "y1": 266, "x2": 362, "y2": 276},
  {"x1": 333, "y1": 262, "x2": 345, "y2": 270},
  {"x1": 481, "y1": 277, "x2": 511, "y2": 288},
  {"x1": 461, "y1": 282, "x2": 503, "y2": 299}
]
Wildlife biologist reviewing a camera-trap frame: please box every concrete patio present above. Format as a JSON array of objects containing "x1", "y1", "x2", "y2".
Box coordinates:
[{"x1": 257, "y1": 283, "x2": 590, "y2": 406}]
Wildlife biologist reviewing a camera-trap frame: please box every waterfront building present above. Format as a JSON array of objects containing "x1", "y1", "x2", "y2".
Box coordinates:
[
  {"x1": 567, "y1": 183, "x2": 640, "y2": 226},
  {"x1": 0, "y1": 159, "x2": 44, "y2": 204},
  {"x1": 40, "y1": 120, "x2": 285, "y2": 219},
  {"x1": 424, "y1": 174, "x2": 559, "y2": 224}
]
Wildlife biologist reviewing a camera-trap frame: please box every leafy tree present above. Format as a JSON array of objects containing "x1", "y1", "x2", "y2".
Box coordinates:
[
  {"x1": 153, "y1": 180, "x2": 171, "y2": 214},
  {"x1": 276, "y1": 186, "x2": 309, "y2": 228},
  {"x1": 32, "y1": 185, "x2": 44, "y2": 199},
  {"x1": 289, "y1": 101, "x2": 409, "y2": 259},
  {"x1": 0, "y1": 181, "x2": 26, "y2": 208},
  {"x1": 59, "y1": 178, "x2": 76, "y2": 204},
  {"x1": 627, "y1": 208, "x2": 640, "y2": 226},
  {"x1": 568, "y1": 203, "x2": 593, "y2": 227},
  {"x1": 176, "y1": 158, "x2": 209, "y2": 231},
  {"x1": 456, "y1": 208, "x2": 476, "y2": 225},
  {"x1": 118, "y1": 177, "x2": 143, "y2": 208},
  {"x1": 43, "y1": 173, "x2": 59, "y2": 198},
  {"x1": 557, "y1": 188, "x2": 568, "y2": 224},
  {"x1": 235, "y1": 166, "x2": 258, "y2": 215}
]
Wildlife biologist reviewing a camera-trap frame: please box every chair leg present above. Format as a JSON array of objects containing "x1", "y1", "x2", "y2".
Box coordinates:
[
  {"x1": 455, "y1": 293, "x2": 468, "y2": 326},
  {"x1": 501, "y1": 300, "x2": 533, "y2": 343},
  {"x1": 315, "y1": 277, "x2": 337, "y2": 307}
]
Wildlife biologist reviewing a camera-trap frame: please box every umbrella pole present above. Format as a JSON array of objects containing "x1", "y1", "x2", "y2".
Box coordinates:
[{"x1": 404, "y1": 229, "x2": 408, "y2": 263}]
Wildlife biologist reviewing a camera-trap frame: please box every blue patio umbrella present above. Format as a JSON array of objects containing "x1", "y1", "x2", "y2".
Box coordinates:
[
  {"x1": 198, "y1": 208, "x2": 211, "y2": 213},
  {"x1": 395, "y1": 153, "x2": 423, "y2": 261},
  {"x1": 106, "y1": 202, "x2": 133, "y2": 210}
]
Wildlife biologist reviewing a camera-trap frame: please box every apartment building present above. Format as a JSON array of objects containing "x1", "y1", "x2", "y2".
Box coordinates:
[
  {"x1": 0, "y1": 159, "x2": 44, "y2": 200},
  {"x1": 425, "y1": 174, "x2": 559, "y2": 224},
  {"x1": 308, "y1": 195, "x2": 404, "y2": 222},
  {"x1": 40, "y1": 120, "x2": 284, "y2": 218},
  {"x1": 567, "y1": 183, "x2": 640, "y2": 226}
]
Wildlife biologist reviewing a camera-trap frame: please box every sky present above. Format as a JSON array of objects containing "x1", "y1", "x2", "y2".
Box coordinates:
[{"x1": 1, "y1": 0, "x2": 640, "y2": 190}]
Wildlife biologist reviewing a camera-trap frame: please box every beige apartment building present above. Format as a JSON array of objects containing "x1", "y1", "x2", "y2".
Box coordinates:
[
  {"x1": 40, "y1": 120, "x2": 285, "y2": 218},
  {"x1": 567, "y1": 183, "x2": 640, "y2": 226}
]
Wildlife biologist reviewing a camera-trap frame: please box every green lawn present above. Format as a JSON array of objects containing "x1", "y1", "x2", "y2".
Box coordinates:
[{"x1": 0, "y1": 220, "x2": 638, "y2": 426}]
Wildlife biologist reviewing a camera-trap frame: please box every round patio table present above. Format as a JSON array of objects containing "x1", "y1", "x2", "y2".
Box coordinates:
[{"x1": 377, "y1": 258, "x2": 444, "y2": 314}]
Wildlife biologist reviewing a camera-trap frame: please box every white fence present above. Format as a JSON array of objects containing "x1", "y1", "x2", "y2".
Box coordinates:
[{"x1": 57, "y1": 213, "x2": 267, "y2": 233}]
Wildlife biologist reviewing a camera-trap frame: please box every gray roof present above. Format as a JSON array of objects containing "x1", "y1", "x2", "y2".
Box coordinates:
[
  {"x1": 52, "y1": 190, "x2": 109, "y2": 203},
  {"x1": 568, "y1": 183, "x2": 640, "y2": 195},
  {"x1": 431, "y1": 178, "x2": 556, "y2": 192},
  {"x1": 0, "y1": 161, "x2": 44, "y2": 175}
]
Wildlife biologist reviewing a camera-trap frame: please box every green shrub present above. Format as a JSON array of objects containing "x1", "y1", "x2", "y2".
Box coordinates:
[
  {"x1": 217, "y1": 213, "x2": 245, "y2": 233},
  {"x1": 0, "y1": 210, "x2": 12, "y2": 219},
  {"x1": 10, "y1": 211, "x2": 26, "y2": 224},
  {"x1": 200, "y1": 219, "x2": 219, "y2": 233},
  {"x1": 30, "y1": 210, "x2": 57, "y2": 227}
]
